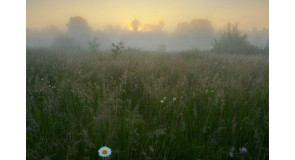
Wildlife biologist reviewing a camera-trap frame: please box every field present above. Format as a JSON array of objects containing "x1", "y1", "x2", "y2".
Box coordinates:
[{"x1": 26, "y1": 49, "x2": 269, "y2": 159}]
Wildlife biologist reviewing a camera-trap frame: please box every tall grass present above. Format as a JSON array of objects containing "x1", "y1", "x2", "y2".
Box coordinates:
[{"x1": 26, "y1": 49, "x2": 269, "y2": 159}]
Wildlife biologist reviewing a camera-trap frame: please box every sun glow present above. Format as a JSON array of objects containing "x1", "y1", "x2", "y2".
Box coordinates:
[{"x1": 128, "y1": 19, "x2": 143, "y2": 32}]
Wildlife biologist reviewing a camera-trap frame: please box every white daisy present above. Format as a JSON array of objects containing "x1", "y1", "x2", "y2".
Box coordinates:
[
  {"x1": 173, "y1": 97, "x2": 176, "y2": 101},
  {"x1": 98, "y1": 146, "x2": 112, "y2": 157},
  {"x1": 160, "y1": 100, "x2": 164, "y2": 103},
  {"x1": 163, "y1": 97, "x2": 167, "y2": 100}
]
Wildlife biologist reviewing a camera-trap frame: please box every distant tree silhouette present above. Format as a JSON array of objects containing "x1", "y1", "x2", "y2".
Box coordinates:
[
  {"x1": 212, "y1": 23, "x2": 259, "y2": 54},
  {"x1": 131, "y1": 19, "x2": 141, "y2": 32},
  {"x1": 67, "y1": 16, "x2": 92, "y2": 46},
  {"x1": 174, "y1": 19, "x2": 215, "y2": 49}
]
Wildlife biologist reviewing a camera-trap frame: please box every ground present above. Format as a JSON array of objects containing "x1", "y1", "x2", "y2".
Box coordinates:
[{"x1": 26, "y1": 49, "x2": 269, "y2": 159}]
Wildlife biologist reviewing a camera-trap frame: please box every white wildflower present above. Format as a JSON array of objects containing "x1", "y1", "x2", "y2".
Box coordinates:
[
  {"x1": 239, "y1": 147, "x2": 248, "y2": 153},
  {"x1": 98, "y1": 146, "x2": 112, "y2": 157},
  {"x1": 229, "y1": 152, "x2": 233, "y2": 157}
]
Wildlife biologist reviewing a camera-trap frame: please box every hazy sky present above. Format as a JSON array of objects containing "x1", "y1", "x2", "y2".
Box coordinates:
[{"x1": 27, "y1": 0, "x2": 269, "y2": 32}]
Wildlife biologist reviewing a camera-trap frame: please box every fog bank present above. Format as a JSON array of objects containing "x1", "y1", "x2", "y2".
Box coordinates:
[{"x1": 27, "y1": 16, "x2": 269, "y2": 51}]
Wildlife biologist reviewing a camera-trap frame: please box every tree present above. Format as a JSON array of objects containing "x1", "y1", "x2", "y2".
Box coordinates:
[
  {"x1": 67, "y1": 16, "x2": 92, "y2": 46},
  {"x1": 130, "y1": 19, "x2": 141, "y2": 32},
  {"x1": 212, "y1": 23, "x2": 259, "y2": 54}
]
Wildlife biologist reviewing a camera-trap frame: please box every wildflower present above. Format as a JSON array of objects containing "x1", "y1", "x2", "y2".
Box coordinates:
[
  {"x1": 229, "y1": 147, "x2": 235, "y2": 157},
  {"x1": 163, "y1": 97, "x2": 167, "y2": 100},
  {"x1": 173, "y1": 97, "x2": 176, "y2": 101},
  {"x1": 229, "y1": 152, "x2": 233, "y2": 157},
  {"x1": 160, "y1": 100, "x2": 164, "y2": 103},
  {"x1": 239, "y1": 147, "x2": 248, "y2": 153},
  {"x1": 98, "y1": 146, "x2": 112, "y2": 157}
]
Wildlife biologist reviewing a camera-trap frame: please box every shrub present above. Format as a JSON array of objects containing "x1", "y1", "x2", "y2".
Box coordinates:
[
  {"x1": 88, "y1": 37, "x2": 100, "y2": 53},
  {"x1": 111, "y1": 41, "x2": 125, "y2": 56}
]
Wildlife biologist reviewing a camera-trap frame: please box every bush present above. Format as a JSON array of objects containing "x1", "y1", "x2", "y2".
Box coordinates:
[
  {"x1": 212, "y1": 23, "x2": 259, "y2": 54},
  {"x1": 111, "y1": 41, "x2": 125, "y2": 56},
  {"x1": 88, "y1": 37, "x2": 100, "y2": 53}
]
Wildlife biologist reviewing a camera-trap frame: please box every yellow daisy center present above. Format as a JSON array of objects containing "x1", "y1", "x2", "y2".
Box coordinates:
[{"x1": 102, "y1": 150, "x2": 108, "y2": 154}]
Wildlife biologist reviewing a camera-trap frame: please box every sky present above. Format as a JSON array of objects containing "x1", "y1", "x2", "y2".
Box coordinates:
[{"x1": 27, "y1": 0, "x2": 269, "y2": 32}]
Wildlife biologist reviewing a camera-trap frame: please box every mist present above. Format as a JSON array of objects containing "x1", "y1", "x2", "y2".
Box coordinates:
[{"x1": 26, "y1": 16, "x2": 269, "y2": 52}]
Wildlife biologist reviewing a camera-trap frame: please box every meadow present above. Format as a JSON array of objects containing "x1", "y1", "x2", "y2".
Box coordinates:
[{"x1": 26, "y1": 49, "x2": 269, "y2": 159}]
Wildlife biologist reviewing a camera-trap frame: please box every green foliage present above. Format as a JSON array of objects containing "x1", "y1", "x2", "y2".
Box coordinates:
[
  {"x1": 27, "y1": 49, "x2": 269, "y2": 159},
  {"x1": 212, "y1": 23, "x2": 260, "y2": 54},
  {"x1": 88, "y1": 37, "x2": 100, "y2": 53},
  {"x1": 111, "y1": 41, "x2": 125, "y2": 56}
]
